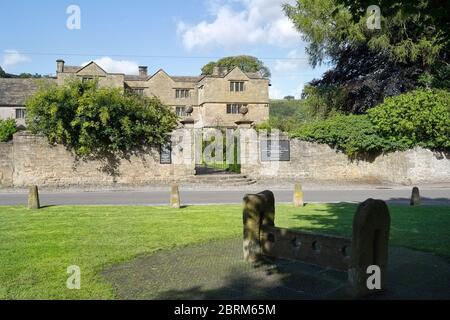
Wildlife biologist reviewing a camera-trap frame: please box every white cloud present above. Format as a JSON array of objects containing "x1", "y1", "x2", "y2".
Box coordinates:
[
  {"x1": 177, "y1": 0, "x2": 300, "y2": 51},
  {"x1": 2, "y1": 50, "x2": 31, "y2": 68},
  {"x1": 81, "y1": 57, "x2": 139, "y2": 75},
  {"x1": 274, "y1": 49, "x2": 308, "y2": 73}
]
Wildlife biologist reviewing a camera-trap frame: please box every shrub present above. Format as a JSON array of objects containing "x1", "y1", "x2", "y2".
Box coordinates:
[
  {"x1": 25, "y1": 80, "x2": 178, "y2": 169},
  {"x1": 368, "y1": 89, "x2": 450, "y2": 150},
  {"x1": 291, "y1": 89, "x2": 450, "y2": 157},
  {"x1": 0, "y1": 119, "x2": 17, "y2": 142},
  {"x1": 292, "y1": 114, "x2": 391, "y2": 157}
]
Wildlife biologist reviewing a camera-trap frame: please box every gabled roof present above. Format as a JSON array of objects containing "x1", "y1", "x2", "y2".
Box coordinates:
[
  {"x1": 124, "y1": 75, "x2": 144, "y2": 81},
  {"x1": 0, "y1": 78, "x2": 56, "y2": 105},
  {"x1": 62, "y1": 66, "x2": 81, "y2": 73},
  {"x1": 222, "y1": 66, "x2": 266, "y2": 79},
  {"x1": 59, "y1": 62, "x2": 267, "y2": 83},
  {"x1": 223, "y1": 66, "x2": 250, "y2": 79},
  {"x1": 76, "y1": 61, "x2": 109, "y2": 76},
  {"x1": 154, "y1": 69, "x2": 172, "y2": 78},
  {"x1": 197, "y1": 67, "x2": 267, "y2": 83},
  {"x1": 171, "y1": 76, "x2": 203, "y2": 82},
  {"x1": 245, "y1": 72, "x2": 266, "y2": 79}
]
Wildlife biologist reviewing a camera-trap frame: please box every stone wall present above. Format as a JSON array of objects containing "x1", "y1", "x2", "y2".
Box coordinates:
[
  {"x1": 0, "y1": 142, "x2": 13, "y2": 187},
  {"x1": 7, "y1": 131, "x2": 194, "y2": 188},
  {"x1": 240, "y1": 137, "x2": 450, "y2": 185},
  {"x1": 1, "y1": 130, "x2": 449, "y2": 188}
]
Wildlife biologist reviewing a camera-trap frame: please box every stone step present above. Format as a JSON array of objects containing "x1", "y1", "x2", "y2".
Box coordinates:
[
  {"x1": 185, "y1": 174, "x2": 257, "y2": 186},
  {"x1": 192, "y1": 175, "x2": 251, "y2": 181}
]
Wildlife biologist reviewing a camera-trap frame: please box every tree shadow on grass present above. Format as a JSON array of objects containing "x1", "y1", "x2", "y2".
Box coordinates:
[
  {"x1": 103, "y1": 243, "x2": 349, "y2": 300},
  {"x1": 285, "y1": 202, "x2": 355, "y2": 238},
  {"x1": 153, "y1": 259, "x2": 347, "y2": 300}
]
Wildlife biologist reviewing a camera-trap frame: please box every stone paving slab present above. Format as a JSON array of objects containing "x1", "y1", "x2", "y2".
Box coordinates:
[{"x1": 102, "y1": 238, "x2": 450, "y2": 300}]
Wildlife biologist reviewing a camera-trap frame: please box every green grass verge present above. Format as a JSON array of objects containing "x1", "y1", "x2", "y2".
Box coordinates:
[{"x1": 0, "y1": 204, "x2": 448, "y2": 299}]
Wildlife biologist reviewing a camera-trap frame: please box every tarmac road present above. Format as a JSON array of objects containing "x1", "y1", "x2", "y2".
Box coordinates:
[{"x1": 0, "y1": 187, "x2": 448, "y2": 206}]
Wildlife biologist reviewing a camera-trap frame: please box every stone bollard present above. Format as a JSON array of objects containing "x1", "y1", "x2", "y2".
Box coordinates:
[
  {"x1": 28, "y1": 186, "x2": 40, "y2": 210},
  {"x1": 410, "y1": 187, "x2": 420, "y2": 206},
  {"x1": 243, "y1": 190, "x2": 275, "y2": 262},
  {"x1": 170, "y1": 185, "x2": 181, "y2": 209},
  {"x1": 348, "y1": 199, "x2": 390, "y2": 298},
  {"x1": 293, "y1": 183, "x2": 304, "y2": 207}
]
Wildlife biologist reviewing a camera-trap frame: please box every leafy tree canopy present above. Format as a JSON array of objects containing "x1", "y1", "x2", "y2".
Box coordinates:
[
  {"x1": 25, "y1": 80, "x2": 178, "y2": 173},
  {"x1": 284, "y1": 0, "x2": 450, "y2": 113},
  {"x1": 201, "y1": 55, "x2": 271, "y2": 77},
  {"x1": 284, "y1": 0, "x2": 449, "y2": 67}
]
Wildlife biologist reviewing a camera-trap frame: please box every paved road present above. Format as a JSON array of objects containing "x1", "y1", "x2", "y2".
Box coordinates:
[{"x1": 0, "y1": 188, "x2": 448, "y2": 206}]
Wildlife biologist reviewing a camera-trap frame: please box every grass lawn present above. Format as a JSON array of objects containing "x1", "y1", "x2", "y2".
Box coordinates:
[{"x1": 0, "y1": 203, "x2": 449, "y2": 299}]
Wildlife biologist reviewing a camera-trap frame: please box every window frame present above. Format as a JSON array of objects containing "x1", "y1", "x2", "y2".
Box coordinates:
[
  {"x1": 175, "y1": 89, "x2": 190, "y2": 99},
  {"x1": 175, "y1": 106, "x2": 187, "y2": 117},
  {"x1": 226, "y1": 103, "x2": 247, "y2": 114},
  {"x1": 132, "y1": 88, "x2": 145, "y2": 96},
  {"x1": 230, "y1": 81, "x2": 245, "y2": 92},
  {"x1": 15, "y1": 108, "x2": 26, "y2": 119},
  {"x1": 81, "y1": 76, "x2": 94, "y2": 83}
]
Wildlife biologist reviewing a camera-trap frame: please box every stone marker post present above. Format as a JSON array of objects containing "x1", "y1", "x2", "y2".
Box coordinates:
[
  {"x1": 293, "y1": 183, "x2": 304, "y2": 207},
  {"x1": 243, "y1": 190, "x2": 275, "y2": 262},
  {"x1": 348, "y1": 199, "x2": 390, "y2": 297},
  {"x1": 170, "y1": 185, "x2": 181, "y2": 209},
  {"x1": 410, "y1": 187, "x2": 420, "y2": 206},
  {"x1": 28, "y1": 186, "x2": 40, "y2": 210}
]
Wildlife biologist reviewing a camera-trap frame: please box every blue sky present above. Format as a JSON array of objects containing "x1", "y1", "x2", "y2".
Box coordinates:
[{"x1": 0, "y1": 0, "x2": 330, "y2": 98}]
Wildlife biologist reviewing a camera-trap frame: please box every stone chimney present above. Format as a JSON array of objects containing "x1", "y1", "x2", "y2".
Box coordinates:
[
  {"x1": 56, "y1": 59, "x2": 65, "y2": 73},
  {"x1": 212, "y1": 66, "x2": 228, "y2": 76},
  {"x1": 139, "y1": 66, "x2": 148, "y2": 77}
]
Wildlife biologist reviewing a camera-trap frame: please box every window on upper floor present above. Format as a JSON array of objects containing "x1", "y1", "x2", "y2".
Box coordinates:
[
  {"x1": 176, "y1": 106, "x2": 187, "y2": 117},
  {"x1": 132, "y1": 88, "x2": 144, "y2": 96},
  {"x1": 176, "y1": 89, "x2": 190, "y2": 99},
  {"x1": 82, "y1": 76, "x2": 94, "y2": 83},
  {"x1": 230, "y1": 81, "x2": 244, "y2": 92},
  {"x1": 226, "y1": 104, "x2": 247, "y2": 114},
  {"x1": 15, "y1": 108, "x2": 26, "y2": 119}
]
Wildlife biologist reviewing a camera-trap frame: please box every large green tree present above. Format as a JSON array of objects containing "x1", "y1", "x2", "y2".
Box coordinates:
[
  {"x1": 284, "y1": 0, "x2": 450, "y2": 113},
  {"x1": 201, "y1": 55, "x2": 271, "y2": 77},
  {"x1": 26, "y1": 80, "x2": 178, "y2": 173}
]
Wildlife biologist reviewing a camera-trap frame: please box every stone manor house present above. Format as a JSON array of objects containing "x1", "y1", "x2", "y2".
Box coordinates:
[{"x1": 0, "y1": 59, "x2": 270, "y2": 128}]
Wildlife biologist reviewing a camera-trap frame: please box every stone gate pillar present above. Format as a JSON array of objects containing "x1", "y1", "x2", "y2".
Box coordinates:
[
  {"x1": 236, "y1": 121, "x2": 258, "y2": 176},
  {"x1": 172, "y1": 125, "x2": 196, "y2": 176}
]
